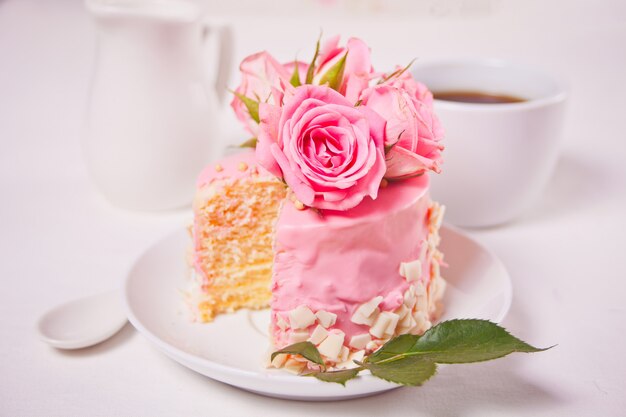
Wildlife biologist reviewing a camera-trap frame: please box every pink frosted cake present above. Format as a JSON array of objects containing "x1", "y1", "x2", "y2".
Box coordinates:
[
  {"x1": 270, "y1": 169, "x2": 445, "y2": 370},
  {"x1": 190, "y1": 35, "x2": 447, "y2": 372},
  {"x1": 190, "y1": 150, "x2": 445, "y2": 371}
]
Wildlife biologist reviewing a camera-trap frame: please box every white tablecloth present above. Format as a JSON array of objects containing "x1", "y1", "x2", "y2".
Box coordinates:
[{"x1": 1, "y1": 1, "x2": 625, "y2": 415}]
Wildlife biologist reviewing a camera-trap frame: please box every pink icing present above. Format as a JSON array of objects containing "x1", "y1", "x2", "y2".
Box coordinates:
[
  {"x1": 270, "y1": 174, "x2": 432, "y2": 347},
  {"x1": 195, "y1": 149, "x2": 260, "y2": 188}
]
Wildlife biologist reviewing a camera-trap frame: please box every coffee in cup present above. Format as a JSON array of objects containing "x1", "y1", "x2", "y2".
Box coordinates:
[{"x1": 412, "y1": 59, "x2": 567, "y2": 227}]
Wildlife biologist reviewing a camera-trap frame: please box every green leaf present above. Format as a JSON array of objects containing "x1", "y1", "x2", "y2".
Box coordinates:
[
  {"x1": 271, "y1": 342, "x2": 326, "y2": 369},
  {"x1": 231, "y1": 91, "x2": 260, "y2": 123},
  {"x1": 310, "y1": 368, "x2": 361, "y2": 386},
  {"x1": 272, "y1": 319, "x2": 550, "y2": 388},
  {"x1": 305, "y1": 34, "x2": 322, "y2": 84},
  {"x1": 290, "y1": 62, "x2": 302, "y2": 87},
  {"x1": 412, "y1": 319, "x2": 549, "y2": 363},
  {"x1": 318, "y1": 52, "x2": 347, "y2": 91},
  {"x1": 369, "y1": 320, "x2": 550, "y2": 365},
  {"x1": 367, "y1": 334, "x2": 418, "y2": 363},
  {"x1": 378, "y1": 58, "x2": 416, "y2": 84},
  {"x1": 238, "y1": 137, "x2": 257, "y2": 148},
  {"x1": 366, "y1": 357, "x2": 437, "y2": 386}
]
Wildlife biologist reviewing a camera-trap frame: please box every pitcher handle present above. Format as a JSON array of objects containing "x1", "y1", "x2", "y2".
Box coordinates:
[{"x1": 201, "y1": 23, "x2": 234, "y2": 105}]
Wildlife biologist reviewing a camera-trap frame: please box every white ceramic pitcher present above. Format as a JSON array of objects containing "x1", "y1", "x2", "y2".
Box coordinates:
[{"x1": 84, "y1": 0, "x2": 233, "y2": 210}]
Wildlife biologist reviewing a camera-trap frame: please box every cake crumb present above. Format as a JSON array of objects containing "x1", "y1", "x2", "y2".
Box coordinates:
[
  {"x1": 215, "y1": 164, "x2": 224, "y2": 172},
  {"x1": 294, "y1": 200, "x2": 306, "y2": 210},
  {"x1": 238, "y1": 162, "x2": 248, "y2": 172}
]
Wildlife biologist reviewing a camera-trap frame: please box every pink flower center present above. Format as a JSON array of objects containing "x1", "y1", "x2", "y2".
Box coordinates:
[{"x1": 301, "y1": 122, "x2": 356, "y2": 176}]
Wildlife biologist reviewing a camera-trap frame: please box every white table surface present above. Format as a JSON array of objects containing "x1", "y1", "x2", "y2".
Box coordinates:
[{"x1": 1, "y1": 0, "x2": 625, "y2": 416}]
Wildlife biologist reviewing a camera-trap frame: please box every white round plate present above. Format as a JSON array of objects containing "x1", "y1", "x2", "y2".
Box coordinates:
[{"x1": 124, "y1": 225, "x2": 512, "y2": 401}]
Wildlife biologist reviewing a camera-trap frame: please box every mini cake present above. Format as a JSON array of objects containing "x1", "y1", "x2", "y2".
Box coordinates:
[
  {"x1": 189, "y1": 150, "x2": 445, "y2": 371},
  {"x1": 270, "y1": 173, "x2": 445, "y2": 371},
  {"x1": 190, "y1": 34, "x2": 447, "y2": 372}
]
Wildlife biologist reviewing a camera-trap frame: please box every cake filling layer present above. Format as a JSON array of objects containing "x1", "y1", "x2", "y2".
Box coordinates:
[{"x1": 189, "y1": 151, "x2": 286, "y2": 322}]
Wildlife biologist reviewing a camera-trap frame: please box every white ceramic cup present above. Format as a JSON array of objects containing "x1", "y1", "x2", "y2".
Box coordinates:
[{"x1": 412, "y1": 59, "x2": 567, "y2": 227}]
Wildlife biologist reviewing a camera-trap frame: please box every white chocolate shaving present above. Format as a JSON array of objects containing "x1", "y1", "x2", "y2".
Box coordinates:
[
  {"x1": 349, "y1": 333, "x2": 372, "y2": 350},
  {"x1": 394, "y1": 304, "x2": 410, "y2": 320},
  {"x1": 355, "y1": 296, "x2": 383, "y2": 318},
  {"x1": 340, "y1": 346, "x2": 350, "y2": 362},
  {"x1": 308, "y1": 325, "x2": 329, "y2": 345},
  {"x1": 399, "y1": 259, "x2": 422, "y2": 282},
  {"x1": 289, "y1": 330, "x2": 310, "y2": 344},
  {"x1": 383, "y1": 311, "x2": 400, "y2": 337},
  {"x1": 317, "y1": 330, "x2": 345, "y2": 361},
  {"x1": 351, "y1": 296, "x2": 383, "y2": 325},
  {"x1": 288, "y1": 305, "x2": 316, "y2": 329},
  {"x1": 433, "y1": 204, "x2": 445, "y2": 229},
  {"x1": 276, "y1": 315, "x2": 289, "y2": 331},
  {"x1": 403, "y1": 285, "x2": 417, "y2": 309},
  {"x1": 366, "y1": 340, "x2": 380, "y2": 351},
  {"x1": 398, "y1": 312, "x2": 416, "y2": 332},
  {"x1": 351, "y1": 307, "x2": 379, "y2": 326},
  {"x1": 415, "y1": 281, "x2": 428, "y2": 313},
  {"x1": 315, "y1": 310, "x2": 337, "y2": 328},
  {"x1": 410, "y1": 311, "x2": 432, "y2": 335},
  {"x1": 270, "y1": 353, "x2": 288, "y2": 368},
  {"x1": 370, "y1": 311, "x2": 395, "y2": 338},
  {"x1": 337, "y1": 349, "x2": 365, "y2": 370}
]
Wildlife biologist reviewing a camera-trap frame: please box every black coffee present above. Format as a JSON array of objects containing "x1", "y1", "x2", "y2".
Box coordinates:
[{"x1": 433, "y1": 90, "x2": 526, "y2": 104}]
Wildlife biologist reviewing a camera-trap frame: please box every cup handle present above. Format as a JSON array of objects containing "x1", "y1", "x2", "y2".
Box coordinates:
[{"x1": 201, "y1": 23, "x2": 234, "y2": 105}]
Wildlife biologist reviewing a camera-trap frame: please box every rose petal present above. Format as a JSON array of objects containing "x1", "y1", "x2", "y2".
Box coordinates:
[
  {"x1": 231, "y1": 51, "x2": 291, "y2": 135},
  {"x1": 318, "y1": 35, "x2": 343, "y2": 68},
  {"x1": 270, "y1": 143, "x2": 315, "y2": 205},
  {"x1": 384, "y1": 146, "x2": 436, "y2": 179},
  {"x1": 256, "y1": 103, "x2": 283, "y2": 178}
]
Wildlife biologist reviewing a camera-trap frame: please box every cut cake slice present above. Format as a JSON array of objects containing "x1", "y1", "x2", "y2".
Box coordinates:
[{"x1": 188, "y1": 150, "x2": 286, "y2": 322}]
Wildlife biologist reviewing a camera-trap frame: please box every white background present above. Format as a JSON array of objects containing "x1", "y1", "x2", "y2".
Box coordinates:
[{"x1": 1, "y1": 0, "x2": 626, "y2": 415}]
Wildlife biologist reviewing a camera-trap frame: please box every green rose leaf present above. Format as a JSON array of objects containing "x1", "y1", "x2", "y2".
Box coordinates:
[
  {"x1": 366, "y1": 357, "x2": 437, "y2": 386},
  {"x1": 231, "y1": 91, "x2": 260, "y2": 123},
  {"x1": 305, "y1": 35, "x2": 321, "y2": 84},
  {"x1": 367, "y1": 334, "x2": 417, "y2": 363},
  {"x1": 271, "y1": 320, "x2": 551, "y2": 387},
  {"x1": 412, "y1": 319, "x2": 549, "y2": 363},
  {"x1": 238, "y1": 137, "x2": 257, "y2": 148},
  {"x1": 271, "y1": 341, "x2": 325, "y2": 369},
  {"x1": 378, "y1": 58, "x2": 416, "y2": 84},
  {"x1": 369, "y1": 319, "x2": 550, "y2": 365},
  {"x1": 290, "y1": 62, "x2": 302, "y2": 87},
  {"x1": 310, "y1": 367, "x2": 361, "y2": 386},
  {"x1": 318, "y1": 52, "x2": 347, "y2": 91}
]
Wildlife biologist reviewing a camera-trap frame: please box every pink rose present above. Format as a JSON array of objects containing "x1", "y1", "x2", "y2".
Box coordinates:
[
  {"x1": 230, "y1": 52, "x2": 292, "y2": 135},
  {"x1": 361, "y1": 73, "x2": 444, "y2": 179},
  {"x1": 315, "y1": 36, "x2": 374, "y2": 104},
  {"x1": 256, "y1": 85, "x2": 386, "y2": 211},
  {"x1": 384, "y1": 69, "x2": 444, "y2": 142}
]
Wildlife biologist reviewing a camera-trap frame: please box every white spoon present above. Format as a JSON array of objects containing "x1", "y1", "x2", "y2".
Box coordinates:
[{"x1": 37, "y1": 290, "x2": 127, "y2": 349}]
